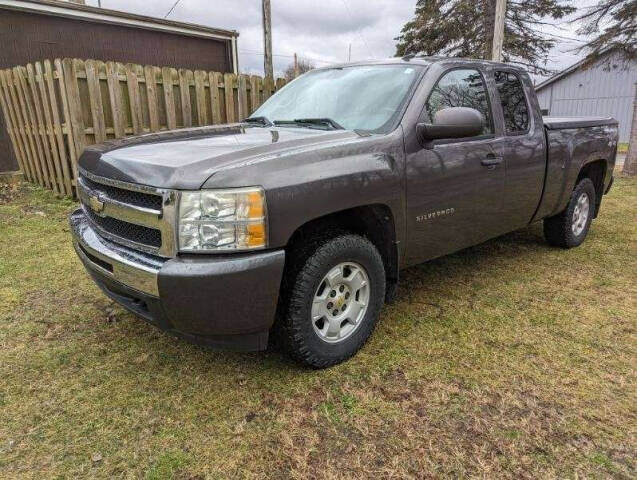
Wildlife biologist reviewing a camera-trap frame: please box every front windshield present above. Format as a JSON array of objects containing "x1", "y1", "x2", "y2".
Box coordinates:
[{"x1": 251, "y1": 65, "x2": 423, "y2": 132}]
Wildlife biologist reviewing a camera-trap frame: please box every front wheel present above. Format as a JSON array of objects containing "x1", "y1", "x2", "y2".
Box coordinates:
[
  {"x1": 276, "y1": 234, "x2": 386, "y2": 368},
  {"x1": 544, "y1": 177, "x2": 596, "y2": 248}
]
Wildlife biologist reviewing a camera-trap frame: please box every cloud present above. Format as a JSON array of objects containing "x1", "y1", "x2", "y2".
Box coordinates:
[
  {"x1": 88, "y1": 0, "x2": 414, "y2": 75},
  {"x1": 87, "y1": 0, "x2": 587, "y2": 79}
]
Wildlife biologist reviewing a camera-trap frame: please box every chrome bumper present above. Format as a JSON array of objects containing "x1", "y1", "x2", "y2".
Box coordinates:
[{"x1": 70, "y1": 209, "x2": 164, "y2": 296}]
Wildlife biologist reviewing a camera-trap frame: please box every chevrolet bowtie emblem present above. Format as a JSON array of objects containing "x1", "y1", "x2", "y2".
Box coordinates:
[{"x1": 88, "y1": 193, "x2": 105, "y2": 214}]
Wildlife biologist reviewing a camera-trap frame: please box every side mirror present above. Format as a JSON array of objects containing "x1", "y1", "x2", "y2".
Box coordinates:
[{"x1": 417, "y1": 107, "x2": 485, "y2": 142}]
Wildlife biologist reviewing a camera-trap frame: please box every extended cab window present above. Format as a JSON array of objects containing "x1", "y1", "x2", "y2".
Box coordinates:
[
  {"x1": 495, "y1": 71, "x2": 530, "y2": 134},
  {"x1": 425, "y1": 69, "x2": 493, "y2": 135}
]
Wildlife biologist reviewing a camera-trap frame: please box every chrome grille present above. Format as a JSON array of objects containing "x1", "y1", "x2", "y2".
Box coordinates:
[
  {"x1": 84, "y1": 206, "x2": 162, "y2": 248},
  {"x1": 77, "y1": 168, "x2": 178, "y2": 257},
  {"x1": 80, "y1": 175, "x2": 163, "y2": 210}
]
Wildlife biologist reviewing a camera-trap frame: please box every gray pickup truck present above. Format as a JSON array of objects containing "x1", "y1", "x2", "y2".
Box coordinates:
[{"x1": 70, "y1": 56, "x2": 618, "y2": 367}]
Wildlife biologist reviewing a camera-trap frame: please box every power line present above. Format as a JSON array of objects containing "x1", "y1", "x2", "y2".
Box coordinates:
[
  {"x1": 164, "y1": 0, "x2": 182, "y2": 18},
  {"x1": 240, "y1": 49, "x2": 295, "y2": 59},
  {"x1": 239, "y1": 50, "x2": 336, "y2": 65}
]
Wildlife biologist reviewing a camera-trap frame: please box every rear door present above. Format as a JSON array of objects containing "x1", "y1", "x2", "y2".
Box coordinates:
[
  {"x1": 493, "y1": 70, "x2": 546, "y2": 229},
  {"x1": 404, "y1": 66, "x2": 506, "y2": 265}
]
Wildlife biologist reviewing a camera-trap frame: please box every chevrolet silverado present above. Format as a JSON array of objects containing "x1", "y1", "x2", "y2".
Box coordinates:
[{"x1": 70, "y1": 57, "x2": 618, "y2": 367}]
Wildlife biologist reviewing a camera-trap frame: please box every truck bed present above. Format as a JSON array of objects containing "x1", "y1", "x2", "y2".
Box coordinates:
[
  {"x1": 543, "y1": 116, "x2": 618, "y2": 130},
  {"x1": 532, "y1": 116, "x2": 619, "y2": 223}
]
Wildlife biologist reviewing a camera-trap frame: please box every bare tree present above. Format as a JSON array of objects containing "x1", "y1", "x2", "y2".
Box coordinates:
[
  {"x1": 573, "y1": 0, "x2": 636, "y2": 175},
  {"x1": 284, "y1": 58, "x2": 315, "y2": 81}
]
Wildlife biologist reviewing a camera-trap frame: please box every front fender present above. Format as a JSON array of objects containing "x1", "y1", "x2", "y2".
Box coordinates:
[{"x1": 202, "y1": 130, "x2": 406, "y2": 250}]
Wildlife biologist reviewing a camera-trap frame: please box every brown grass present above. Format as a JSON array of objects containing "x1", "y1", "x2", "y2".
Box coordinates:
[{"x1": 0, "y1": 176, "x2": 635, "y2": 479}]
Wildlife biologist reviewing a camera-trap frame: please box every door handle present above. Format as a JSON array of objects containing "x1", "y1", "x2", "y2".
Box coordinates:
[{"x1": 481, "y1": 156, "x2": 503, "y2": 167}]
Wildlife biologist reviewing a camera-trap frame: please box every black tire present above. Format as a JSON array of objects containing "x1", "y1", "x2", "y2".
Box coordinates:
[
  {"x1": 544, "y1": 177, "x2": 596, "y2": 248},
  {"x1": 276, "y1": 233, "x2": 386, "y2": 368}
]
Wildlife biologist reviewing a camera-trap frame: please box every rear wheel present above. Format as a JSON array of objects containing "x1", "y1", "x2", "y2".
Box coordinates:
[
  {"x1": 544, "y1": 178, "x2": 596, "y2": 248},
  {"x1": 276, "y1": 233, "x2": 385, "y2": 368}
]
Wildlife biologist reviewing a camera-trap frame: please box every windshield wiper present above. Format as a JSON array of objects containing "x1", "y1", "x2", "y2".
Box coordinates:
[
  {"x1": 242, "y1": 116, "x2": 273, "y2": 127},
  {"x1": 273, "y1": 118, "x2": 345, "y2": 130}
]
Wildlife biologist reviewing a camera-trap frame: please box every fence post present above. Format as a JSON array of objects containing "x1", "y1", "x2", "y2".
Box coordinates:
[
  {"x1": 178, "y1": 69, "x2": 193, "y2": 128},
  {"x1": 62, "y1": 59, "x2": 86, "y2": 178},
  {"x1": 85, "y1": 59, "x2": 106, "y2": 144},
  {"x1": 105, "y1": 62, "x2": 125, "y2": 139},
  {"x1": 125, "y1": 63, "x2": 143, "y2": 135},
  {"x1": 162, "y1": 67, "x2": 177, "y2": 130},
  {"x1": 209, "y1": 71, "x2": 222, "y2": 124},
  {"x1": 145, "y1": 65, "x2": 160, "y2": 132},
  {"x1": 194, "y1": 70, "x2": 207, "y2": 126},
  {"x1": 223, "y1": 73, "x2": 236, "y2": 123},
  {"x1": 238, "y1": 74, "x2": 248, "y2": 121},
  {"x1": 55, "y1": 59, "x2": 78, "y2": 187}
]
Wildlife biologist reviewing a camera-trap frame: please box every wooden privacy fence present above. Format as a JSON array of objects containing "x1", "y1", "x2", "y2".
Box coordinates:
[{"x1": 0, "y1": 58, "x2": 287, "y2": 196}]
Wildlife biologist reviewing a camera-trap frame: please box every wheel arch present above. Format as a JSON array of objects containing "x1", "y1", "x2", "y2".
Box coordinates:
[
  {"x1": 283, "y1": 204, "x2": 399, "y2": 301},
  {"x1": 577, "y1": 159, "x2": 607, "y2": 217}
]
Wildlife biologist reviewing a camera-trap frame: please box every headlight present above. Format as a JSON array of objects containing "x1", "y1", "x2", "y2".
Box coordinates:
[{"x1": 178, "y1": 187, "x2": 267, "y2": 252}]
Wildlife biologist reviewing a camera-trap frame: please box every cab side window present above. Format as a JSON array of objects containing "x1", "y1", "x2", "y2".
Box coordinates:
[
  {"x1": 425, "y1": 69, "x2": 494, "y2": 135},
  {"x1": 495, "y1": 71, "x2": 530, "y2": 134}
]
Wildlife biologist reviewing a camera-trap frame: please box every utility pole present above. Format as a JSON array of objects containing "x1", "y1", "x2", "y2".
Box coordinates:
[
  {"x1": 491, "y1": 0, "x2": 507, "y2": 62},
  {"x1": 262, "y1": 0, "x2": 274, "y2": 78},
  {"x1": 293, "y1": 53, "x2": 299, "y2": 78}
]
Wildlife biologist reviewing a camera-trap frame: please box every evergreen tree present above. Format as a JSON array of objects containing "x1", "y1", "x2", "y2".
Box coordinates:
[
  {"x1": 574, "y1": 0, "x2": 636, "y2": 63},
  {"x1": 395, "y1": 0, "x2": 575, "y2": 75}
]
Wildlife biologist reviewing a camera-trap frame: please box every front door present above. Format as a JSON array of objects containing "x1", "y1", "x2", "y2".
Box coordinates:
[{"x1": 405, "y1": 67, "x2": 506, "y2": 265}]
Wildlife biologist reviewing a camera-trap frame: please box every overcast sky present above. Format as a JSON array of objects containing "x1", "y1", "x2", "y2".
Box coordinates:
[{"x1": 83, "y1": 0, "x2": 593, "y2": 81}]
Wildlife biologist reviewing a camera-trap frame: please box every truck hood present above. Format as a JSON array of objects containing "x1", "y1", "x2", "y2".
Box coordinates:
[{"x1": 79, "y1": 124, "x2": 360, "y2": 189}]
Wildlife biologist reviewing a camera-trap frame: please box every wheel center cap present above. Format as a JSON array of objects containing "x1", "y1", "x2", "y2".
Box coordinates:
[{"x1": 332, "y1": 285, "x2": 349, "y2": 309}]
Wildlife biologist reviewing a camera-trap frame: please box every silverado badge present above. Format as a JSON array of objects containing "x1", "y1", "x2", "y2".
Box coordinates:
[{"x1": 416, "y1": 208, "x2": 455, "y2": 222}]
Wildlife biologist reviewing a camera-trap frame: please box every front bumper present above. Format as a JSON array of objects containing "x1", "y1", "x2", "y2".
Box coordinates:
[{"x1": 70, "y1": 209, "x2": 285, "y2": 351}]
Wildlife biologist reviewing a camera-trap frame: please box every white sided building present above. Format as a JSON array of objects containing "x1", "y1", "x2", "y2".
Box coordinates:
[{"x1": 536, "y1": 51, "x2": 636, "y2": 143}]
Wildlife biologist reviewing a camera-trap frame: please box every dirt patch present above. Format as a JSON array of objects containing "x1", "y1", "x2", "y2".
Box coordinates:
[{"x1": 0, "y1": 182, "x2": 22, "y2": 204}]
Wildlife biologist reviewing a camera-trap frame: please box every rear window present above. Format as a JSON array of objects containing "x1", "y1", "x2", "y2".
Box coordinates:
[{"x1": 495, "y1": 71, "x2": 530, "y2": 134}]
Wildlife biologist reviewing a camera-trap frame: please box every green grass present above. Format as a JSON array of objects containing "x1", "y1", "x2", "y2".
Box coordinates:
[{"x1": 0, "y1": 176, "x2": 635, "y2": 479}]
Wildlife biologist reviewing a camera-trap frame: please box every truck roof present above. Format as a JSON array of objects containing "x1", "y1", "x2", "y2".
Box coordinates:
[{"x1": 320, "y1": 56, "x2": 526, "y2": 71}]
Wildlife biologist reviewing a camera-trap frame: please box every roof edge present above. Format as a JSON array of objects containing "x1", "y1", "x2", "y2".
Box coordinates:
[
  {"x1": 0, "y1": 0, "x2": 239, "y2": 40},
  {"x1": 535, "y1": 48, "x2": 620, "y2": 91}
]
